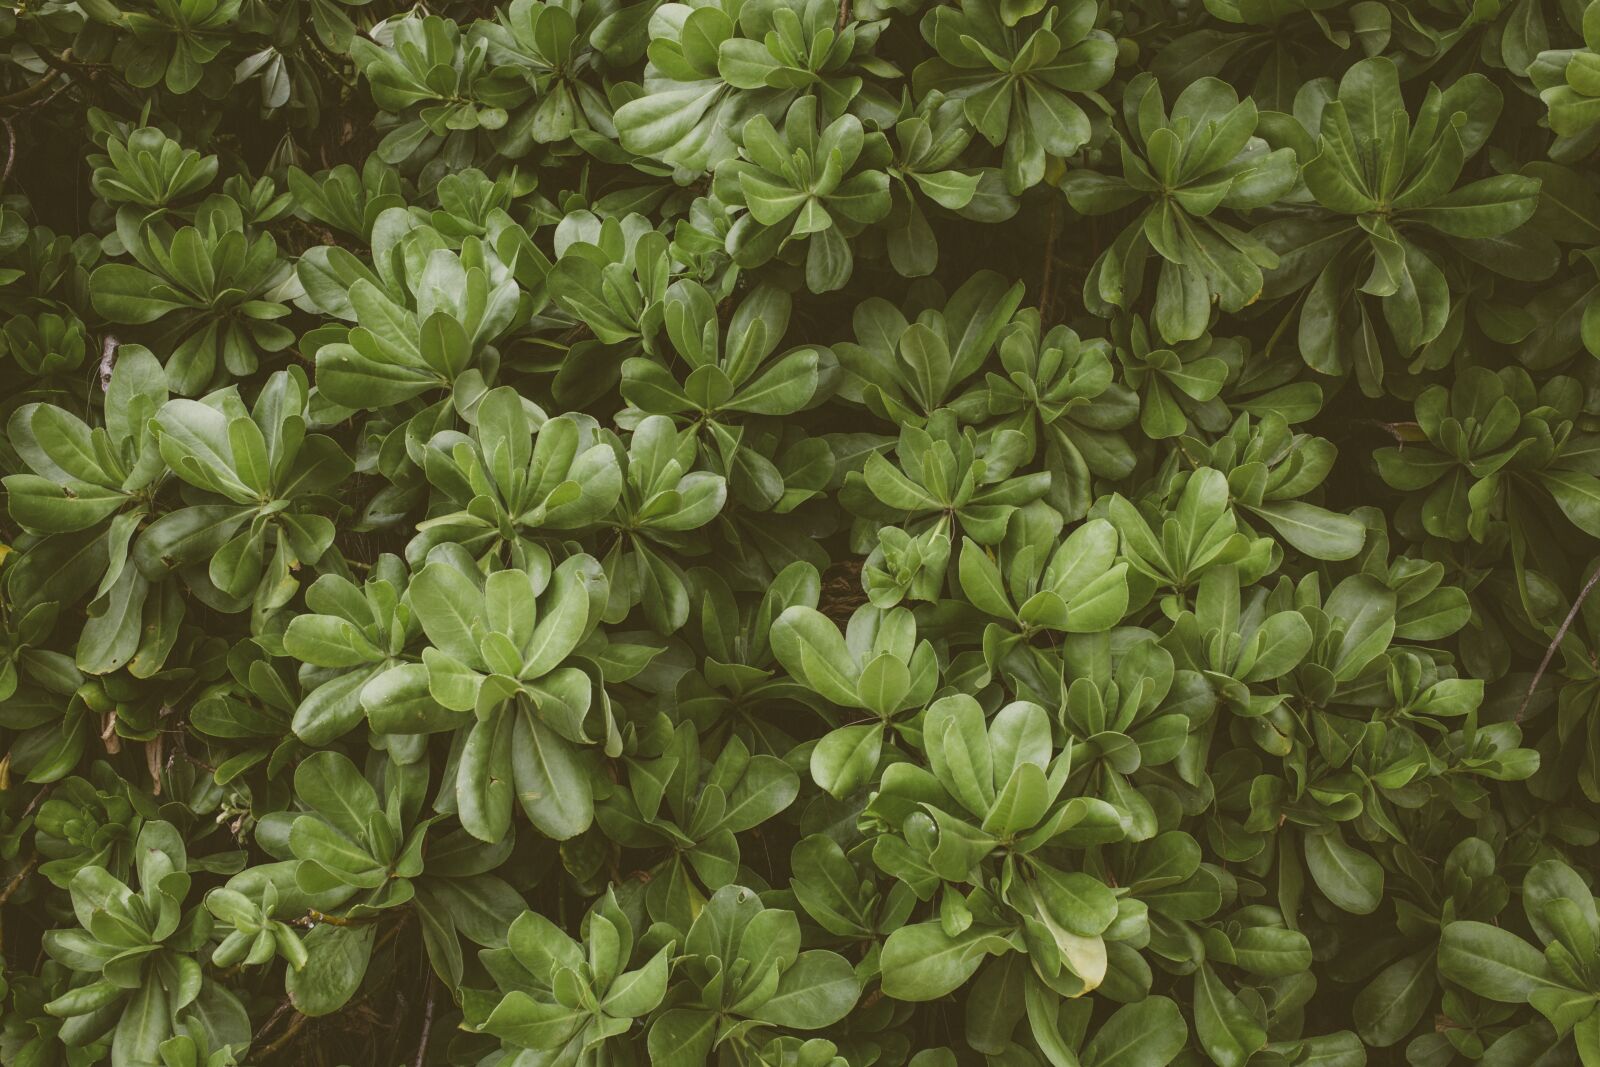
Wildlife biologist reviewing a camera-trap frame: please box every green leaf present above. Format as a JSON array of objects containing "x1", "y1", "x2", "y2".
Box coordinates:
[
  {"x1": 810, "y1": 723, "x2": 885, "y2": 800},
  {"x1": 601, "y1": 944, "x2": 672, "y2": 1018},
  {"x1": 1248, "y1": 501, "x2": 1365, "y2": 560},
  {"x1": 647, "y1": 1008, "x2": 718, "y2": 1067},
  {"x1": 1354, "y1": 949, "x2": 1434, "y2": 1047},
  {"x1": 770, "y1": 606, "x2": 860, "y2": 707},
  {"x1": 1193, "y1": 964, "x2": 1266, "y2": 1067},
  {"x1": 511, "y1": 710, "x2": 593, "y2": 840},
  {"x1": 1542, "y1": 470, "x2": 1600, "y2": 538},
  {"x1": 286, "y1": 924, "x2": 376, "y2": 1016},
  {"x1": 1438, "y1": 921, "x2": 1555, "y2": 1002},
  {"x1": 1083, "y1": 995, "x2": 1188, "y2": 1067},
  {"x1": 112, "y1": 981, "x2": 169, "y2": 1067},
  {"x1": 1303, "y1": 828, "x2": 1384, "y2": 915},
  {"x1": 749, "y1": 950, "x2": 860, "y2": 1028},
  {"x1": 283, "y1": 615, "x2": 385, "y2": 668},
  {"x1": 410, "y1": 562, "x2": 485, "y2": 664},
  {"x1": 880, "y1": 923, "x2": 1013, "y2": 1001}
]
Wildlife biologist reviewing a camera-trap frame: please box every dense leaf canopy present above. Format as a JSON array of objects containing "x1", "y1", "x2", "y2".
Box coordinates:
[{"x1": 2, "y1": 1, "x2": 1600, "y2": 1066}]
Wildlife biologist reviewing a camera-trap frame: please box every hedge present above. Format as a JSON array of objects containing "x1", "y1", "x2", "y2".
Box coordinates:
[{"x1": 2, "y1": 1, "x2": 1600, "y2": 1066}]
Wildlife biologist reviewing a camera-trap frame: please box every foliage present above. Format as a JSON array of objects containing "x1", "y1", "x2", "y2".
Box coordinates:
[{"x1": 1, "y1": 1, "x2": 1599, "y2": 1066}]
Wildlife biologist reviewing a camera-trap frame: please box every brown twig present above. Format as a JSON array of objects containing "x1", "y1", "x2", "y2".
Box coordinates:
[
  {"x1": 0, "y1": 50, "x2": 71, "y2": 107},
  {"x1": 0, "y1": 854, "x2": 41, "y2": 954},
  {"x1": 1516, "y1": 563, "x2": 1600, "y2": 724},
  {"x1": 183, "y1": 751, "x2": 218, "y2": 775},
  {"x1": 1378, "y1": 420, "x2": 1426, "y2": 444},
  {"x1": 22, "y1": 77, "x2": 75, "y2": 115},
  {"x1": 374, "y1": 911, "x2": 412, "y2": 951},
  {"x1": 256, "y1": 913, "x2": 413, "y2": 1060},
  {"x1": 254, "y1": 997, "x2": 295, "y2": 1042},
  {"x1": 99, "y1": 335, "x2": 119, "y2": 392},
  {"x1": 0, "y1": 70, "x2": 59, "y2": 107},
  {"x1": 99, "y1": 712, "x2": 121, "y2": 754},
  {"x1": 0, "y1": 854, "x2": 38, "y2": 907},
  {"x1": 256, "y1": 1010, "x2": 311, "y2": 1058},
  {"x1": 0, "y1": 118, "x2": 13, "y2": 189},
  {"x1": 414, "y1": 974, "x2": 437, "y2": 1067},
  {"x1": 33, "y1": 48, "x2": 85, "y2": 80},
  {"x1": 1039, "y1": 196, "x2": 1061, "y2": 324},
  {"x1": 19, "y1": 784, "x2": 51, "y2": 821}
]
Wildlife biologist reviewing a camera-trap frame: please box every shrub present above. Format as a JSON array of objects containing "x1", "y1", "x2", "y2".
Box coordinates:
[{"x1": 0, "y1": 1, "x2": 1598, "y2": 1066}]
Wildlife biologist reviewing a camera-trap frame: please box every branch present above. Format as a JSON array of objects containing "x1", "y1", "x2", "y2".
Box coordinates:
[
  {"x1": 1039, "y1": 197, "x2": 1062, "y2": 324},
  {"x1": 99, "y1": 335, "x2": 119, "y2": 392},
  {"x1": 292, "y1": 908, "x2": 380, "y2": 927},
  {"x1": 255, "y1": 1010, "x2": 310, "y2": 1058},
  {"x1": 414, "y1": 974, "x2": 437, "y2": 1067},
  {"x1": 1516, "y1": 563, "x2": 1600, "y2": 724},
  {"x1": 0, "y1": 853, "x2": 38, "y2": 907},
  {"x1": 1, "y1": 118, "x2": 13, "y2": 188},
  {"x1": 0, "y1": 854, "x2": 41, "y2": 954},
  {"x1": 0, "y1": 50, "x2": 72, "y2": 107}
]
